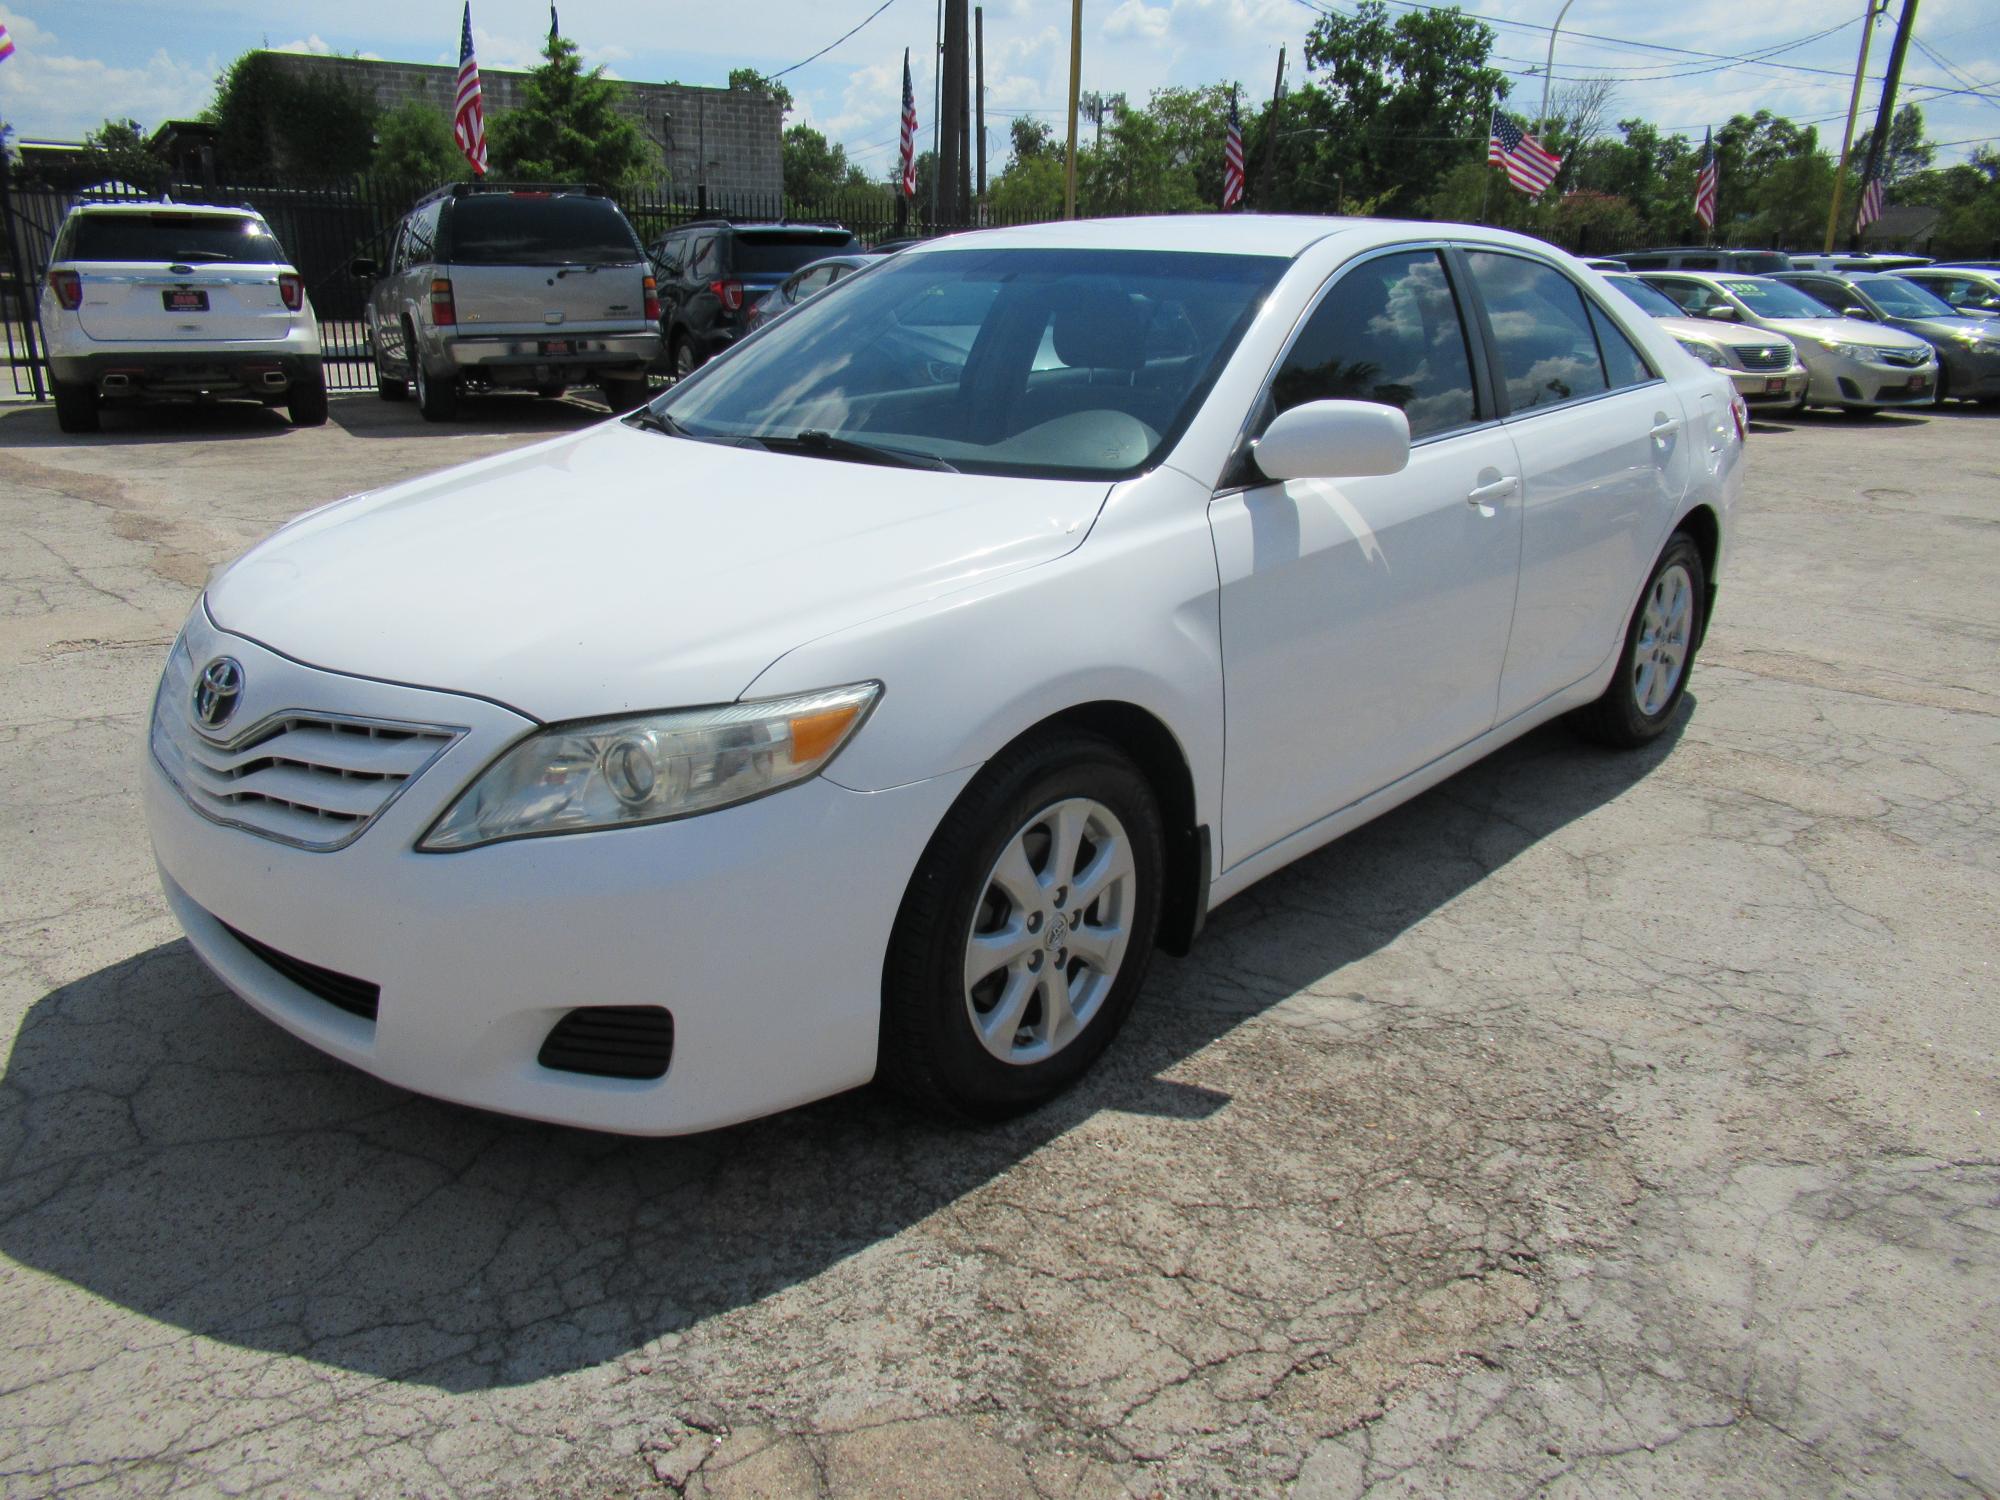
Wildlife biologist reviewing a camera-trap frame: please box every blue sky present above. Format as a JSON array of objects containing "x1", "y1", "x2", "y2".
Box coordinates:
[{"x1": 2, "y1": 0, "x2": 1995, "y2": 176}]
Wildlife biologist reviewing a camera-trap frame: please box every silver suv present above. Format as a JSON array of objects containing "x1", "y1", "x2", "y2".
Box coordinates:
[
  {"x1": 355, "y1": 184, "x2": 661, "y2": 420},
  {"x1": 40, "y1": 201, "x2": 326, "y2": 434}
]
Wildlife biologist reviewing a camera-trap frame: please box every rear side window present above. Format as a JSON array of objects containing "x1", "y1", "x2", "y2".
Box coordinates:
[
  {"x1": 729, "y1": 232, "x2": 862, "y2": 275},
  {"x1": 443, "y1": 196, "x2": 641, "y2": 266},
  {"x1": 1645, "y1": 278, "x2": 1714, "y2": 314},
  {"x1": 1678, "y1": 256, "x2": 1720, "y2": 270},
  {"x1": 1270, "y1": 249, "x2": 1479, "y2": 440},
  {"x1": 1464, "y1": 251, "x2": 1608, "y2": 412},
  {"x1": 1731, "y1": 253, "x2": 1791, "y2": 274},
  {"x1": 1587, "y1": 303, "x2": 1655, "y2": 388},
  {"x1": 68, "y1": 213, "x2": 284, "y2": 265}
]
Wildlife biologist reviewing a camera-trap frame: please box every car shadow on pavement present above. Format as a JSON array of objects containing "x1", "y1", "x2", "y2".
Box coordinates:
[
  {"x1": 329, "y1": 390, "x2": 625, "y2": 439},
  {"x1": 0, "y1": 711, "x2": 1685, "y2": 1393},
  {"x1": 0, "y1": 400, "x2": 303, "y2": 446}
]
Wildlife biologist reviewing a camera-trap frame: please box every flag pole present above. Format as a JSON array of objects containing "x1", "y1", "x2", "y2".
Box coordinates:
[
  {"x1": 1478, "y1": 105, "x2": 1493, "y2": 224},
  {"x1": 1063, "y1": 0, "x2": 1082, "y2": 219}
]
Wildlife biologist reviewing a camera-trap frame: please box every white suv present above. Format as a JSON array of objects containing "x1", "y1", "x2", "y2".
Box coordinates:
[{"x1": 41, "y1": 201, "x2": 326, "y2": 434}]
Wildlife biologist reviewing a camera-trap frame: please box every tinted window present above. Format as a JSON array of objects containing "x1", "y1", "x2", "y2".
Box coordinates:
[
  {"x1": 661, "y1": 248, "x2": 1284, "y2": 480},
  {"x1": 444, "y1": 196, "x2": 641, "y2": 265},
  {"x1": 690, "y1": 236, "x2": 720, "y2": 277},
  {"x1": 730, "y1": 232, "x2": 861, "y2": 275},
  {"x1": 1604, "y1": 275, "x2": 1682, "y2": 319},
  {"x1": 1269, "y1": 250, "x2": 1478, "y2": 439},
  {"x1": 1679, "y1": 255, "x2": 1721, "y2": 270},
  {"x1": 1588, "y1": 303, "x2": 1654, "y2": 388},
  {"x1": 1730, "y1": 252, "x2": 1792, "y2": 274},
  {"x1": 1719, "y1": 278, "x2": 1833, "y2": 318},
  {"x1": 1793, "y1": 278, "x2": 1859, "y2": 311},
  {"x1": 1465, "y1": 251, "x2": 1607, "y2": 411},
  {"x1": 1646, "y1": 278, "x2": 1717, "y2": 314},
  {"x1": 406, "y1": 201, "x2": 442, "y2": 263},
  {"x1": 69, "y1": 213, "x2": 285, "y2": 265},
  {"x1": 1859, "y1": 276, "x2": 1955, "y2": 317},
  {"x1": 1621, "y1": 256, "x2": 1669, "y2": 270}
]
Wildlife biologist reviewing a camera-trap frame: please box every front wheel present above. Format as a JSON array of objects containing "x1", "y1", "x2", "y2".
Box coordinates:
[
  {"x1": 1571, "y1": 534, "x2": 1705, "y2": 748},
  {"x1": 879, "y1": 731, "x2": 1165, "y2": 1118}
]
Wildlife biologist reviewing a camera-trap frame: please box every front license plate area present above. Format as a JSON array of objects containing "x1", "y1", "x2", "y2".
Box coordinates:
[
  {"x1": 1907, "y1": 374, "x2": 1927, "y2": 391},
  {"x1": 163, "y1": 289, "x2": 209, "y2": 312},
  {"x1": 1765, "y1": 377, "x2": 1786, "y2": 394},
  {"x1": 539, "y1": 339, "x2": 574, "y2": 356}
]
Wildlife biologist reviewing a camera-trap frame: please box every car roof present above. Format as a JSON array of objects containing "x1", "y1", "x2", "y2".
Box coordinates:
[
  {"x1": 65, "y1": 200, "x2": 260, "y2": 219},
  {"x1": 898, "y1": 214, "x2": 1574, "y2": 262}
]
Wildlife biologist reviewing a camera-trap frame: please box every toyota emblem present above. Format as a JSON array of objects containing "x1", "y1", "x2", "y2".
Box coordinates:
[{"x1": 192, "y1": 657, "x2": 244, "y2": 729}]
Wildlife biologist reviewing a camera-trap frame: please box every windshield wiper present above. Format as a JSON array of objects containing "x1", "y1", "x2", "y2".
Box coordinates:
[
  {"x1": 754, "y1": 429, "x2": 959, "y2": 473},
  {"x1": 623, "y1": 407, "x2": 685, "y2": 437}
]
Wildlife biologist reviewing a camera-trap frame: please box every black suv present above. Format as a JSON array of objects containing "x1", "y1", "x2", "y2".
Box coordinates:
[{"x1": 649, "y1": 220, "x2": 860, "y2": 377}]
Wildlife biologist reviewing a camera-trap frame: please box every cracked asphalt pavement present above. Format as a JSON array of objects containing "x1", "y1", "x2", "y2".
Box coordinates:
[{"x1": 1, "y1": 392, "x2": 1995, "y2": 1498}]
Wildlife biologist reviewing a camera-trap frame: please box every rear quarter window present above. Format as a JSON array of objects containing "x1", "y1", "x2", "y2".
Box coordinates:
[{"x1": 729, "y1": 233, "x2": 863, "y2": 276}]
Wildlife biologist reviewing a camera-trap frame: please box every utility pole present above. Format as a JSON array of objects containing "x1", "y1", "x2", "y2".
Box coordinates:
[
  {"x1": 1852, "y1": 0, "x2": 1918, "y2": 249},
  {"x1": 953, "y1": 0, "x2": 972, "y2": 220},
  {"x1": 1825, "y1": 0, "x2": 1884, "y2": 251},
  {"x1": 1064, "y1": 0, "x2": 1082, "y2": 219},
  {"x1": 975, "y1": 6, "x2": 987, "y2": 209},
  {"x1": 1258, "y1": 46, "x2": 1285, "y2": 208},
  {"x1": 939, "y1": 0, "x2": 965, "y2": 223},
  {"x1": 930, "y1": 0, "x2": 943, "y2": 228}
]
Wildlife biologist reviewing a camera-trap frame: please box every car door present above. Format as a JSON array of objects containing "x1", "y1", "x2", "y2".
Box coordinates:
[
  {"x1": 1460, "y1": 248, "x2": 1692, "y2": 719},
  {"x1": 1209, "y1": 246, "x2": 1523, "y2": 868}
]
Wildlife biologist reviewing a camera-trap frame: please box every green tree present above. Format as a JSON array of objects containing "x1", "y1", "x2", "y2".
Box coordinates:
[
  {"x1": 1880, "y1": 103, "x2": 1933, "y2": 184},
  {"x1": 83, "y1": 118, "x2": 168, "y2": 194},
  {"x1": 729, "y1": 68, "x2": 794, "y2": 117},
  {"x1": 487, "y1": 35, "x2": 660, "y2": 186},
  {"x1": 988, "y1": 149, "x2": 1064, "y2": 218},
  {"x1": 1080, "y1": 107, "x2": 1204, "y2": 215},
  {"x1": 371, "y1": 101, "x2": 461, "y2": 185},
  {"x1": 207, "y1": 51, "x2": 379, "y2": 180},
  {"x1": 1009, "y1": 117, "x2": 1054, "y2": 161},
  {"x1": 784, "y1": 123, "x2": 863, "y2": 202}
]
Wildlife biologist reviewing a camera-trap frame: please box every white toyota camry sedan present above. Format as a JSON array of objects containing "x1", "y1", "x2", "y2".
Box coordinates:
[{"x1": 144, "y1": 216, "x2": 1744, "y2": 1134}]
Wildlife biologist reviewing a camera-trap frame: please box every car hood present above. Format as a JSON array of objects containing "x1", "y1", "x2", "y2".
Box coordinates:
[
  {"x1": 1754, "y1": 316, "x2": 1934, "y2": 353},
  {"x1": 1890, "y1": 315, "x2": 1997, "y2": 344},
  {"x1": 1657, "y1": 315, "x2": 1794, "y2": 353},
  {"x1": 207, "y1": 422, "x2": 1108, "y2": 722}
]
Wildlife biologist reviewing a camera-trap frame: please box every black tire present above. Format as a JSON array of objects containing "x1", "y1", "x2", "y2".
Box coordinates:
[
  {"x1": 536, "y1": 382, "x2": 568, "y2": 400},
  {"x1": 879, "y1": 730, "x2": 1165, "y2": 1118},
  {"x1": 598, "y1": 376, "x2": 649, "y2": 412},
  {"x1": 377, "y1": 375, "x2": 409, "y2": 402},
  {"x1": 414, "y1": 353, "x2": 458, "y2": 422},
  {"x1": 53, "y1": 379, "x2": 100, "y2": 434},
  {"x1": 288, "y1": 373, "x2": 329, "y2": 427},
  {"x1": 671, "y1": 337, "x2": 699, "y2": 381},
  {"x1": 1571, "y1": 533, "x2": 1706, "y2": 749}
]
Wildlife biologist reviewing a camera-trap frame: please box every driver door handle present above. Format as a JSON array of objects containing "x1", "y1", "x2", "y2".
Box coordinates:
[
  {"x1": 1650, "y1": 416, "x2": 1681, "y2": 439},
  {"x1": 1467, "y1": 476, "x2": 1519, "y2": 505}
]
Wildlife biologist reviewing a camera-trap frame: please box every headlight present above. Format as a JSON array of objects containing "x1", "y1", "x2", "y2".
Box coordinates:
[
  {"x1": 1814, "y1": 338, "x2": 1877, "y2": 361},
  {"x1": 1676, "y1": 339, "x2": 1729, "y2": 368},
  {"x1": 420, "y1": 682, "x2": 880, "y2": 850}
]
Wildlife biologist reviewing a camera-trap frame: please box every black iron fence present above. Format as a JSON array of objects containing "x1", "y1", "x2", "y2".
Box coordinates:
[{"x1": 1, "y1": 170, "x2": 1047, "y2": 400}]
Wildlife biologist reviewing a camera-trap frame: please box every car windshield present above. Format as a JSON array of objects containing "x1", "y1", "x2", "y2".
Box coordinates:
[
  {"x1": 1721, "y1": 278, "x2": 1835, "y2": 318},
  {"x1": 731, "y1": 232, "x2": 860, "y2": 275},
  {"x1": 654, "y1": 247, "x2": 1286, "y2": 480},
  {"x1": 445, "y1": 196, "x2": 641, "y2": 265},
  {"x1": 1854, "y1": 275, "x2": 1957, "y2": 318},
  {"x1": 1605, "y1": 276, "x2": 1682, "y2": 319},
  {"x1": 69, "y1": 213, "x2": 284, "y2": 264}
]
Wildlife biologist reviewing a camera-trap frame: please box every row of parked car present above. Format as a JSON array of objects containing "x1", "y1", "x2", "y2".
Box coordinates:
[
  {"x1": 36, "y1": 186, "x2": 2000, "y2": 434},
  {"x1": 1579, "y1": 248, "x2": 2000, "y2": 415}
]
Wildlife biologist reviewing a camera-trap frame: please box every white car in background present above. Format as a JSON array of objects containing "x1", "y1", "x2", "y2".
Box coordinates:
[
  {"x1": 144, "y1": 217, "x2": 1743, "y2": 1135},
  {"x1": 1601, "y1": 272, "x2": 1808, "y2": 411},
  {"x1": 40, "y1": 200, "x2": 326, "y2": 434},
  {"x1": 1640, "y1": 270, "x2": 1937, "y2": 413}
]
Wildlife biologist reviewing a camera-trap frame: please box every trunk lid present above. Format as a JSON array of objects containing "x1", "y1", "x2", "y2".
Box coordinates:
[
  {"x1": 439, "y1": 193, "x2": 652, "y2": 335},
  {"x1": 66, "y1": 209, "x2": 300, "y2": 344}
]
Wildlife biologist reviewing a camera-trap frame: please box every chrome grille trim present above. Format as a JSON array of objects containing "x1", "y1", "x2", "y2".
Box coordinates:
[
  {"x1": 151, "y1": 642, "x2": 464, "y2": 851},
  {"x1": 1736, "y1": 345, "x2": 1794, "y2": 371},
  {"x1": 1876, "y1": 346, "x2": 1930, "y2": 368}
]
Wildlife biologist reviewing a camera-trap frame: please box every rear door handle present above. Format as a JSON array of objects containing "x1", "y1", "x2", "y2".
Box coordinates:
[
  {"x1": 1467, "y1": 476, "x2": 1519, "y2": 505},
  {"x1": 1650, "y1": 417, "x2": 1681, "y2": 438}
]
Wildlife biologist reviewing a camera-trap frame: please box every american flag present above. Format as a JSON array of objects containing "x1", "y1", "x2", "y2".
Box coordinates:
[
  {"x1": 1488, "y1": 113, "x2": 1561, "y2": 198},
  {"x1": 1856, "y1": 177, "x2": 1885, "y2": 233},
  {"x1": 898, "y1": 48, "x2": 918, "y2": 198},
  {"x1": 454, "y1": 3, "x2": 488, "y2": 178},
  {"x1": 1694, "y1": 128, "x2": 1718, "y2": 231},
  {"x1": 0, "y1": 22, "x2": 16, "y2": 64},
  {"x1": 1222, "y1": 91, "x2": 1244, "y2": 208}
]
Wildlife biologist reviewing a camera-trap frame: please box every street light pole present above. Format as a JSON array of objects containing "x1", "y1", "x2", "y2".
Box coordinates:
[{"x1": 1539, "y1": 0, "x2": 1577, "y2": 132}]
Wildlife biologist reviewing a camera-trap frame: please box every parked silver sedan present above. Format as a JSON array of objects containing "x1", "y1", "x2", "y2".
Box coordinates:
[{"x1": 1602, "y1": 273, "x2": 1807, "y2": 411}]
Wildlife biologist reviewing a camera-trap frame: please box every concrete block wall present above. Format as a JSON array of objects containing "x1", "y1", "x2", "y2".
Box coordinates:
[{"x1": 260, "y1": 52, "x2": 782, "y2": 195}]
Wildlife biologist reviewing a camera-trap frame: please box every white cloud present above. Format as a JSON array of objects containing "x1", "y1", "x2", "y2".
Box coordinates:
[{"x1": 1105, "y1": 2, "x2": 1172, "y2": 44}]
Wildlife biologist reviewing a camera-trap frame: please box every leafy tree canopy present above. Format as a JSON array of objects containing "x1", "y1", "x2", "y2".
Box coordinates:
[
  {"x1": 782, "y1": 123, "x2": 873, "y2": 202},
  {"x1": 487, "y1": 35, "x2": 660, "y2": 186},
  {"x1": 371, "y1": 101, "x2": 461, "y2": 186},
  {"x1": 83, "y1": 118, "x2": 168, "y2": 194},
  {"x1": 729, "y1": 68, "x2": 794, "y2": 117},
  {"x1": 207, "y1": 52, "x2": 378, "y2": 181}
]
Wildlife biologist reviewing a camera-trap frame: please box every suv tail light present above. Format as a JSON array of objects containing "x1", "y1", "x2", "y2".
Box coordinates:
[
  {"x1": 710, "y1": 279, "x2": 745, "y2": 313},
  {"x1": 643, "y1": 274, "x2": 661, "y2": 323},
  {"x1": 430, "y1": 277, "x2": 457, "y2": 327},
  {"x1": 278, "y1": 272, "x2": 304, "y2": 312},
  {"x1": 49, "y1": 270, "x2": 83, "y2": 310}
]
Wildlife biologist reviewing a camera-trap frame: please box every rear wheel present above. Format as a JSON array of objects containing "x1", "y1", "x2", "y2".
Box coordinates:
[
  {"x1": 53, "y1": 379, "x2": 100, "y2": 434},
  {"x1": 879, "y1": 731, "x2": 1165, "y2": 1118},
  {"x1": 288, "y1": 372, "x2": 328, "y2": 427},
  {"x1": 414, "y1": 352, "x2": 458, "y2": 422},
  {"x1": 536, "y1": 382, "x2": 568, "y2": 400},
  {"x1": 1571, "y1": 534, "x2": 1705, "y2": 749},
  {"x1": 671, "y1": 337, "x2": 699, "y2": 381}
]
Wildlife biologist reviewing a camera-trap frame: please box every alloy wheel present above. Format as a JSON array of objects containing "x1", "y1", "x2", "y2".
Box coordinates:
[
  {"x1": 1633, "y1": 562, "x2": 1694, "y2": 716},
  {"x1": 963, "y1": 797, "x2": 1137, "y2": 1066}
]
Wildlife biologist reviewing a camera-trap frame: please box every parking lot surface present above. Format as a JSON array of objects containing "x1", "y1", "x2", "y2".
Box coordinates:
[{"x1": 1, "y1": 393, "x2": 1995, "y2": 1498}]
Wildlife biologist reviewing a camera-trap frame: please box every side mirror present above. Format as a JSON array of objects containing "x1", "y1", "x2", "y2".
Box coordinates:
[
  {"x1": 1841, "y1": 305, "x2": 1876, "y2": 321},
  {"x1": 349, "y1": 256, "x2": 378, "y2": 280},
  {"x1": 1703, "y1": 305, "x2": 1739, "y2": 322},
  {"x1": 1252, "y1": 399, "x2": 1411, "y2": 483}
]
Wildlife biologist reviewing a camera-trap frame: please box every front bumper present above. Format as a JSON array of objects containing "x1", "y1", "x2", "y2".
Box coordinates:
[
  {"x1": 50, "y1": 350, "x2": 323, "y2": 399},
  {"x1": 1727, "y1": 365, "x2": 1807, "y2": 406},
  {"x1": 1803, "y1": 348, "x2": 1939, "y2": 408},
  {"x1": 144, "y1": 608, "x2": 970, "y2": 1135}
]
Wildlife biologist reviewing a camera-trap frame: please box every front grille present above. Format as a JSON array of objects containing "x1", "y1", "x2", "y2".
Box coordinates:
[
  {"x1": 538, "y1": 1007, "x2": 675, "y2": 1080},
  {"x1": 1736, "y1": 345, "x2": 1793, "y2": 371},
  {"x1": 220, "y1": 921, "x2": 381, "y2": 1021},
  {"x1": 1876, "y1": 346, "x2": 1930, "y2": 368},
  {"x1": 152, "y1": 643, "x2": 461, "y2": 851}
]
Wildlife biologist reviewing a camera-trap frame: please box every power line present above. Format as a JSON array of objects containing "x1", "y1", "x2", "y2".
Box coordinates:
[
  {"x1": 1909, "y1": 36, "x2": 2000, "y2": 112},
  {"x1": 769, "y1": 0, "x2": 900, "y2": 81}
]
